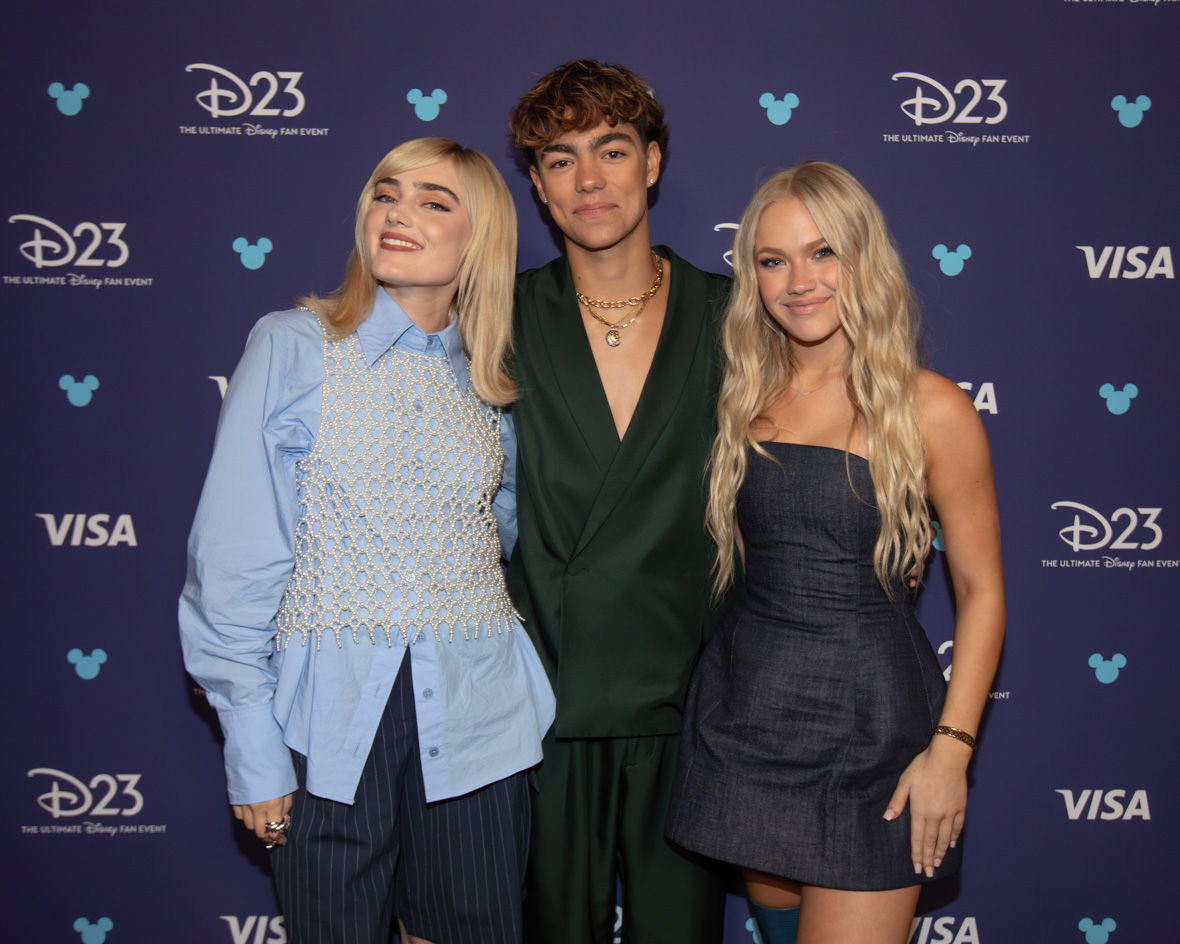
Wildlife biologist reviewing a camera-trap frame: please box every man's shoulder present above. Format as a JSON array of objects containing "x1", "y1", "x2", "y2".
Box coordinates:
[
  {"x1": 515, "y1": 255, "x2": 566, "y2": 290},
  {"x1": 695, "y1": 266, "x2": 732, "y2": 301},
  {"x1": 659, "y1": 246, "x2": 731, "y2": 298}
]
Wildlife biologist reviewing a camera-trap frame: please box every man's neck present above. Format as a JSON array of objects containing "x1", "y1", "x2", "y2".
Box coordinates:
[{"x1": 564, "y1": 227, "x2": 659, "y2": 303}]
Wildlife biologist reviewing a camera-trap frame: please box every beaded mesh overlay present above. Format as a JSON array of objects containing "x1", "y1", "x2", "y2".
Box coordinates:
[{"x1": 276, "y1": 328, "x2": 519, "y2": 649}]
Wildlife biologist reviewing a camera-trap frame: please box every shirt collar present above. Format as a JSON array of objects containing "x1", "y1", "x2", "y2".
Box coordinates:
[{"x1": 356, "y1": 289, "x2": 468, "y2": 382}]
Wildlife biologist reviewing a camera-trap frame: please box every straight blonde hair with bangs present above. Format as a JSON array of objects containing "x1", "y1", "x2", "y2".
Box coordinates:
[
  {"x1": 297, "y1": 137, "x2": 519, "y2": 407},
  {"x1": 708, "y1": 161, "x2": 930, "y2": 597}
]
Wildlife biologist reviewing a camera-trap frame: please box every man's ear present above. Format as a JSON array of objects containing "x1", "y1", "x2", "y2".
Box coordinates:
[
  {"x1": 529, "y1": 163, "x2": 547, "y2": 204},
  {"x1": 645, "y1": 141, "x2": 662, "y2": 187}
]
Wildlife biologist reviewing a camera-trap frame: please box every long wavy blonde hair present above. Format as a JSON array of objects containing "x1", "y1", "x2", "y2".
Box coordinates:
[
  {"x1": 708, "y1": 161, "x2": 930, "y2": 597},
  {"x1": 297, "y1": 137, "x2": 518, "y2": 406}
]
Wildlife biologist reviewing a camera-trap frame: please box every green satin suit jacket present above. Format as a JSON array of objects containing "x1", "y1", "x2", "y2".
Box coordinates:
[{"x1": 507, "y1": 247, "x2": 731, "y2": 738}]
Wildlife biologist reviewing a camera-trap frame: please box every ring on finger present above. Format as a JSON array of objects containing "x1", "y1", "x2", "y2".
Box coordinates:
[{"x1": 264, "y1": 814, "x2": 292, "y2": 834}]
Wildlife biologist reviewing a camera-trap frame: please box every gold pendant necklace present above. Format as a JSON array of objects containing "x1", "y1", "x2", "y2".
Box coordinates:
[
  {"x1": 576, "y1": 252, "x2": 664, "y2": 346},
  {"x1": 584, "y1": 297, "x2": 650, "y2": 347}
]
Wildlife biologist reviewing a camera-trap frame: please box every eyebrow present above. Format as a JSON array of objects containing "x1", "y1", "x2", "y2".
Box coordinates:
[
  {"x1": 375, "y1": 177, "x2": 460, "y2": 202},
  {"x1": 538, "y1": 130, "x2": 637, "y2": 158},
  {"x1": 590, "y1": 131, "x2": 634, "y2": 150},
  {"x1": 756, "y1": 237, "x2": 832, "y2": 255}
]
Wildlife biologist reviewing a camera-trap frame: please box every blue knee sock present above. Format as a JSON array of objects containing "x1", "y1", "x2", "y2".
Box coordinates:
[{"x1": 750, "y1": 900, "x2": 800, "y2": 944}]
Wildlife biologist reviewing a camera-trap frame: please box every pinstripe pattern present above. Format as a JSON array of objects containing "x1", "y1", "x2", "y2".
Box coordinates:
[{"x1": 272, "y1": 659, "x2": 529, "y2": 944}]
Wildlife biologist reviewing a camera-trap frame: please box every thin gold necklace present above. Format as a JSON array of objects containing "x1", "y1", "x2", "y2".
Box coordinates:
[
  {"x1": 575, "y1": 252, "x2": 663, "y2": 347},
  {"x1": 582, "y1": 297, "x2": 651, "y2": 347},
  {"x1": 788, "y1": 375, "x2": 841, "y2": 396}
]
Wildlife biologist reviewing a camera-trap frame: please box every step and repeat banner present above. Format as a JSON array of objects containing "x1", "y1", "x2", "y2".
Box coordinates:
[{"x1": 4, "y1": 1, "x2": 1175, "y2": 941}]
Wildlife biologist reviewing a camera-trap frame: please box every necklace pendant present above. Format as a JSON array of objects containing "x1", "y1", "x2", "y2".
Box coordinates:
[{"x1": 605, "y1": 329, "x2": 622, "y2": 347}]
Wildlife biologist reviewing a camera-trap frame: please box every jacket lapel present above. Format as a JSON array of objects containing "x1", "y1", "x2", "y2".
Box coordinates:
[
  {"x1": 531, "y1": 257, "x2": 622, "y2": 476},
  {"x1": 570, "y1": 248, "x2": 712, "y2": 560}
]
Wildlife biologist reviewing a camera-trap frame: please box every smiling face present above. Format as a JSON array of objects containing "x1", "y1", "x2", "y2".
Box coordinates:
[
  {"x1": 362, "y1": 158, "x2": 472, "y2": 311},
  {"x1": 529, "y1": 120, "x2": 659, "y2": 255},
  {"x1": 754, "y1": 197, "x2": 845, "y2": 350}
]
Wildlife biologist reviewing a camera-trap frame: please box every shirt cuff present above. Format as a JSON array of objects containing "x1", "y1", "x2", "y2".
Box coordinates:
[{"x1": 218, "y1": 702, "x2": 298, "y2": 805}]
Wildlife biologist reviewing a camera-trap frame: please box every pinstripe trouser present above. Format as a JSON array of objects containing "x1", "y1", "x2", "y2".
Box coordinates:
[{"x1": 271, "y1": 657, "x2": 530, "y2": 944}]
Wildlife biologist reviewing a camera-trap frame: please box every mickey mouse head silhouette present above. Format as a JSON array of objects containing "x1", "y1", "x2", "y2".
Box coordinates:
[
  {"x1": 233, "y1": 237, "x2": 273, "y2": 270},
  {"x1": 1088, "y1": 653, "x2": 1126, "y2": 685},
  {"x1": 759, "y1": 93, "x2": 799, "y2": 126},
  {"x1": 1078, "y1": 917, "x2": 1116, "y2": 944},
  {"x1": 407, "y1": 88, "x2": 448, "y2": 121},
  {"x1": 74, "y1": 917, "x2": 114, "y2": 944},
  {"x1": 68, "y1": 648, "x2": 108, "y2": 680},
  {"x1": 59, "y1": 374, "x2": 100, "y2": 407},
  {"x1": 932, "y1": 244, "x2": 972, "y2": 276},
  {"x1": 49, "y1": 82, "x2": 90, "y2": 116},
  {"x1": 1110, "y1": 95, "x2": 1150, "y2": 129},
  {"x1": 1099, "y1": 383, "x2": 1137, "y2": 416}
]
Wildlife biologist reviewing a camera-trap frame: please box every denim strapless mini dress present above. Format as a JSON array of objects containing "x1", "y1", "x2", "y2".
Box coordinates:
[{"x1": 666, "y1": 443, "x2": 958, "y2": 890}]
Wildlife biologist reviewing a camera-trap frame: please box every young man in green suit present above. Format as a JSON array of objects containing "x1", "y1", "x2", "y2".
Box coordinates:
[{"x1": 507, "y1": 60, "x2": 730, "y2": 944}]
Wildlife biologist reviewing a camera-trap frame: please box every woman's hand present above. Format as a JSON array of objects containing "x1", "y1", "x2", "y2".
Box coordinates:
[
  {"x1": 233, "y1": 793, "x2": 295, "y2": 845},
  {"x1": 883, "y1": 735, "x2": 972, "y2": 877}
]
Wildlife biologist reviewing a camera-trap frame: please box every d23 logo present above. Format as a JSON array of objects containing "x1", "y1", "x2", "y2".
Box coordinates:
[
  {"x1": 8, "y1": 215, "x2": 128, "y2": 269},
  {"x1": 891, "y1": 73, "x2": 1008, "y2": 126},
  {"x1": 1050, "y1": 502, "x2": 1162, "y2": 553},
  {"x1": 28, "y1": 768, "x2": 144, "y2": 819},
  {"x1": 185, "y1": 64, "x2": 305, "y2": 118},
  {"x1": 220, "y1": 916, "x2": 287, "y2": 944},
  {"x1": 713, "y1": 222, "x2": 739, "y2": 269}
]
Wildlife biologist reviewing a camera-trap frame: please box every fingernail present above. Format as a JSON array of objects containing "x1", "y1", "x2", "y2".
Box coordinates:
[
  {"x1": 925, "y1": 866, "x2": 934, "y2": 878},
  {"x1": 949, "y1": 841, "x2": 956, "y2": 849},
  {"x1": 934, "y1": 857, "x2": 943, "y2": 868},
  {"x1": 913, "y1": 862, "x2": 922, "y2": 875},
  {"x1": 883, "y1": 810, "x2": 895, "y2": 821}
]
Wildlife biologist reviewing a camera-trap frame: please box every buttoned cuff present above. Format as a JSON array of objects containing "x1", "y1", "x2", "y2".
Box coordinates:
[{"x1": 218, "y1": 702, "x2": 298, "y2": 805}]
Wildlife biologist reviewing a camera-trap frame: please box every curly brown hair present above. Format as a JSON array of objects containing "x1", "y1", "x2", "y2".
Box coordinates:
[{"x1": 509, "y1": 59, "x2": 668, "y2": 161}]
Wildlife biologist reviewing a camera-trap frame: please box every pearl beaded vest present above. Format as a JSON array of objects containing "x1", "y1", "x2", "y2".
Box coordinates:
[{"x1": 276, "y1": 327, "x2": 519, "y2": 649}]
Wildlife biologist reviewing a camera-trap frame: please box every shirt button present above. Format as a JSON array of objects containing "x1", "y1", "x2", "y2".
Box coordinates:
[
  {"x1": 428, "y1": 747, "x2": 440, "y2": 758},
  {"x1": 422, "y1": 688, "x2": 433, "y2": 699}
]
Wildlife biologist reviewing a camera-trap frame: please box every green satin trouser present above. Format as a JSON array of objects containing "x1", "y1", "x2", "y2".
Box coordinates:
[{"x1": 524, "y1": 731, "x2": 727, "y2": 944}]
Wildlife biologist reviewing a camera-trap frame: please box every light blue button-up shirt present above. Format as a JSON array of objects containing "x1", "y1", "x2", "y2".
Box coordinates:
[{"x1": 179, "y1": 291, "x2": 554, "y2": 806}]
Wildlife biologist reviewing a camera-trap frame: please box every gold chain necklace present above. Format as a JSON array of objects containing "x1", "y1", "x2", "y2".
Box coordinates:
[
  {"x1": 582, "y1": 297, "x2": 651, "y2": 347},
  {"x1": 575, "y1": 252, "x2": 663, "y2": 347},
  {"x1": 575, "y1": 252, "x2": 664, "y2": 309}
]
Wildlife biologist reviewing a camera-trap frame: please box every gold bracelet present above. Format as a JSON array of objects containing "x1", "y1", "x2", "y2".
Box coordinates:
[{"x1": 934, "y1": 725, "x2": 977, "y2": 754}]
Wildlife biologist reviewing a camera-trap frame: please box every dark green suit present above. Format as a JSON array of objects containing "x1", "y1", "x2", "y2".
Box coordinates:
[{"x1": 508, "y1": 247, "x2": 730, "y2": 943}]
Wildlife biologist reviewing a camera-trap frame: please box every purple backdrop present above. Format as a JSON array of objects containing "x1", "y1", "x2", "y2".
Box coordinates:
[{"x1": 4, "y1": 1, "x2": 1176, "y2": 941}]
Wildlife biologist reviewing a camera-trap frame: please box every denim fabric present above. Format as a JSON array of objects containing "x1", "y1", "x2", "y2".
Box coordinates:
[{"x1": 668, "y1": 443, "x2": 959, "y2": 890}]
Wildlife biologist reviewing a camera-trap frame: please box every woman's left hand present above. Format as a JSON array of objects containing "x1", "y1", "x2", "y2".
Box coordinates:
[
  {"x1": 883, "y1": 735, "x2": 972, "y2": 877},
  {"x1": 233, "y1": 793, "x2": 295, "y2": 846}
]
